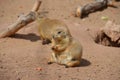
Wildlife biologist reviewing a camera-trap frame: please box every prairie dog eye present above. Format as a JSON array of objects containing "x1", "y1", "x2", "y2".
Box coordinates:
[{"x1": 57, "y1": 31, "x2": 62, "y2": 34}]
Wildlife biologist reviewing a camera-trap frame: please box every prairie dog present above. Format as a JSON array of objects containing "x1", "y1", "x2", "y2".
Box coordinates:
[
  {"x1": 37, "y1": 18, "x2": 71, "y2": 45},
  {"x1": 48, "y1": 28, "x2": 83, "y2": 67}
]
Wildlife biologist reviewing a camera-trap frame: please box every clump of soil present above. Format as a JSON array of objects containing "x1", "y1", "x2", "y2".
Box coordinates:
[
  {"x1": 94, "y1": 21, "x2": 120, "y2": 47},
  {"x1": 95, "y1": 31, "x2": 120, "y2": 47}
]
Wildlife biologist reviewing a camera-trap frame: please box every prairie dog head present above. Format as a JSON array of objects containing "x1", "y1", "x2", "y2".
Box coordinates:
[{"x1": 52, "y1": 28, "x2": 69, "y2": 41}]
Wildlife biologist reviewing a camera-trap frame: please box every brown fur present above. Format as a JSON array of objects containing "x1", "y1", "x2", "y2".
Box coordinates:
[
  {"x1": 37, "y1": 18, "x2": 71, "y2": 45},
  {"x1": 48, "y1": 29, "x2": 83, "y2": 68}
]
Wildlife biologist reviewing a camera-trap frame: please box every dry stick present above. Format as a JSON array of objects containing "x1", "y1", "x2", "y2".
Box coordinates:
[
  {"x1": 0, "y1": 0, "x2": 42, "y2": 38},
  {"x1": 75, "y1": 0, "x2": 116, "y2": 18},
  {"x1": 31, "y1": 0, "x2": 41, "y2": 12},
  {"x1": 76, "y1": 0, "x2": 107, "y2": 18}
]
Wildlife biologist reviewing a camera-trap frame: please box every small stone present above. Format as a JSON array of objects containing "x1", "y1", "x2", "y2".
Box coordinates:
[
  {"x1": 0, "y1": 66, "x2": 3, "y2": 69},
  {"x1": 0, "y1": 14, "x2": 4, "y2": 17},
  {"x1": 96, "y1": 64, "x2": 99, "y2": 67},
  {"x1": 82, "y1": 19, "x2": 86, "y2": 21},
  {"x1": 86, "y1": 28, "x2": 90, "y2": 31},
  {"x1": 0, "y1": 60, "x2": 2, "y2": 62},
  {"x1": 16, "y1": 78, "x2": 21, "y2": 80},
  {"x1": 58, "y1": 75, "x2": 61, "y2": 78}
]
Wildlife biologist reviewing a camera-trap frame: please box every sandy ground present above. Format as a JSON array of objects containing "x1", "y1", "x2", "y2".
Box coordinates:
[{"x1": 0, "y1": 0, "x2": 120, "y2": 80}]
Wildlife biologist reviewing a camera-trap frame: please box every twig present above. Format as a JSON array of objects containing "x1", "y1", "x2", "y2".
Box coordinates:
[{"x1": 0, "y1": 0, "x2": 42, "y2": 38}]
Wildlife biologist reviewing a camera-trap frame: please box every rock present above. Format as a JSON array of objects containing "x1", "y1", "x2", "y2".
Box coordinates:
[
  {"x1": 94, "y1": 21, "x2": 120, "y2": 47},
  {"x1": 101, "y1": 21, "x2": 120, "y2": 42}
]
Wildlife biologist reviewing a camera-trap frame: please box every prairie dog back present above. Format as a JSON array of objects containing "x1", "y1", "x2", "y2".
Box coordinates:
[{"x1": 37, "y1": 18, "x2": 71, "y2": 44}]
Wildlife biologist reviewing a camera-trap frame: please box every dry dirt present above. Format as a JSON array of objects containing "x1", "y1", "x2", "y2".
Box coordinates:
[{"x1": 0, "y1": 0, "x2": 120, "y2": 80}]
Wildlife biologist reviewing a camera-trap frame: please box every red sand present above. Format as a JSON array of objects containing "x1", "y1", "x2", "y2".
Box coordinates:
[{"x1": 0, "y1": 0, "x2": 120, "y2": 80}]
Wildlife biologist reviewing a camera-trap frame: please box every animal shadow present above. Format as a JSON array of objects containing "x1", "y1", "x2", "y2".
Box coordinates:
[
  {"x1": 79, "y1": 58, "x2": 91, "y2": 67},
  {"x1": 11, "y1": 33, "x2": 40, "y2": 42}
]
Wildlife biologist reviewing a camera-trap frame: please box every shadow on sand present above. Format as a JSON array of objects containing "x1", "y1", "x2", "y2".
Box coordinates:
[
  {"x1": 79, "y1": 58, "x2": 91, "y2": 67},
  {"x1": 11, "y1": 33, "x2": 40, "y2": 42}
]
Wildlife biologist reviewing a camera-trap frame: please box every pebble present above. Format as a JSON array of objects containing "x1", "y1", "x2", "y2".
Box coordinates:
[
  {"x1": 16, "y1": 78, "x2": 21, "y2": 80},
  {"x1": 0, "y1": 66, "x2": 3, "y2": 69}
]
